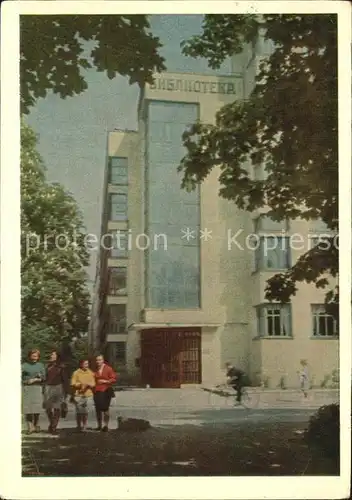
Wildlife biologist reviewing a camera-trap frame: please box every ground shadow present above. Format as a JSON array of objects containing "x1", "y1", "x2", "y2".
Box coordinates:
[{"x1": 22, "y1": 419, "x2": 339, "y2": 477}]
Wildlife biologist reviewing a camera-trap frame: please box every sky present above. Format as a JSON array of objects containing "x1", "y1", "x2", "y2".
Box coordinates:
[{"x1": 26, "y1": 15, "x2": 231, "y2": 285}]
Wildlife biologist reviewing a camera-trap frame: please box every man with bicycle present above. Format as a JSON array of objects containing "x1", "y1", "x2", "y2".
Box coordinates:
[{"x1": 226, "y1": 362, "x2": 246, "y2": 405}]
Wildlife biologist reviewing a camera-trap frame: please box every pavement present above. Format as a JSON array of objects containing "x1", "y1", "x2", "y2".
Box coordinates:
[
  {"x1": 21, "y1": 388, "x2": 339, "y2": 476},
  {"x1": 202, "y1": 385, "x2": 339, "y2": 409},
  {"x1": 22, "y1": 386, "x2": 334, "y2": 431}
]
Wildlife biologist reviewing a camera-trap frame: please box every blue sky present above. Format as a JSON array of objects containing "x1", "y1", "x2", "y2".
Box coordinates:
[{"x1": 26, "y1": 15, "x2": 231, "y2": 283}]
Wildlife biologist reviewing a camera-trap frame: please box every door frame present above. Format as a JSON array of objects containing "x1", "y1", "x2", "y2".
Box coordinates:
[{"x1": 140, "y1": 327, "x2": 202, "y2": 388}]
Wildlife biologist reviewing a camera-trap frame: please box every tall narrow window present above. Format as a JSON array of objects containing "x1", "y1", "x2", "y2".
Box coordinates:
[
  {"x1": 110, "y1": 192, "x2": 128, "y2": 221},
  {"x1": 112, "y1": 341, "x2": 126, "y2": 362},
  {"x1": 109, "y1": 267, "x2": 127, "y2": 296},
  {"x1": 109, "y1": 157, "x2": 128, "y2": 185},
  {"x1": 109, "y1": 304, "x2": 127, "y2": 334},
  {"x1": 145, "y1": 101, "x2": 200, "y2": 309},
  {"x1": 110, "y1": 230, "x2": 128, "y2": 258}
]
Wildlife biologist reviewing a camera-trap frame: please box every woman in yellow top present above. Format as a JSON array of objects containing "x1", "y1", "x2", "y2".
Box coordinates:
[{"x1": 70, "y1": 359, "x2": 95, "y2": 431}]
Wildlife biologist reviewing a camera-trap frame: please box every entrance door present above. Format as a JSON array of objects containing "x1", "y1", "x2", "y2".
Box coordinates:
[{"x1": 141, "y1": 328, "x2": 201, "y2": 388}]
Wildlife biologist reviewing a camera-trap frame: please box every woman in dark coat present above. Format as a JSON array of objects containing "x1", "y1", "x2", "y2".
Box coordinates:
[{"x1": 43, "y1": 350, "x2": 69, "y2": 434}]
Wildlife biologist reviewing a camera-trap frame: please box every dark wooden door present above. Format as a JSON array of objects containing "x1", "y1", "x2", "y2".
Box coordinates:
[
  {"x1": 141, "y1": 328, "x2": 201, "y2": 388},
  {"x1": 180, "y1": 330, "x2": 201, "y2": 384}
]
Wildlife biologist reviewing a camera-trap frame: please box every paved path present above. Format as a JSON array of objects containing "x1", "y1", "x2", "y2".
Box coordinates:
[{"x1": 31, "y1": 388, "x2": 319, "y2": 431}]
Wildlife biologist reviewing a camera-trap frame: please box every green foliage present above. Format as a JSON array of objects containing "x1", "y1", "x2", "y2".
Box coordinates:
[
  {"x1": 305, "y1": 404, "x2": 340, "y2": 462},
  {"x1": 320, "y1": 374, "x2": 331, "y2": 388},
  {"x1": 20, "y1": 15, "x2": 166, "y2": 114},
  {"x1": 331, "y1": 369, "x2": 339, "y2": 388},
  {"x1": 21, "y1": 122, "x2": 91, "y2": 356},
  {"x1": 21, "y1": 322, "x2": 59, "y2": 362},
  {"x1": 179, "y1": 15, "x2": 338, "y2": 314}
]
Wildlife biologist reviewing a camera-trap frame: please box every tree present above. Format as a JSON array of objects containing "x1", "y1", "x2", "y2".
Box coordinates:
[
  {"x1": 179, "y1": 15, "x2": 338, "y2": 318},
  {"x1": 21, "y1": 122, "x2": 91, "y2": 354},
  {"x1": 20, "y1": 15, "x2": 166, "y2": 114}
]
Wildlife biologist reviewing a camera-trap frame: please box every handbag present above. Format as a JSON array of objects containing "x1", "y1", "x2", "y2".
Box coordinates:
[
  {"x1": 107, "y1": 386, "x2": 115, "y2": 399},
  {"x1": 60, "y1": 401, "x2": 68, "y2": 418}
]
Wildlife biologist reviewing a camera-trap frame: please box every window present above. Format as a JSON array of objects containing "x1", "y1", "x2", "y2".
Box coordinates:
[
  {"x1": 110, "y1": 230, "x2": 128, "y2": 258},
  {"x1": 255, "y1": 236, "x2": 290, "y2": 270},
  {"x1": 254, "y1": 215, "x2": 288, "y2": 233},
  {"x1": 109, "y1": 157, "x2": 128, "y2": 185},
  {"x1": 257, "y1": 304, "x2": 291, "y2": 337},
  {"x1": 110, "y1": 193, "x2": 128, "y2": 221},
  {"x1": 109, "y1": 267, "x2": 127, "y2": 296},
  {"x1": 145, "y1": 101, "x2": 200, "y2": 309},
  {"x1": 109, "y1": 304, "x2": 127, "y2": 334},
  {"x1": 311, "y1": 305, "x2": 338, "y2": 337},
  {"x1": 112, "y1": 341, "x2": 126, "y2": 362},
  {"x1": 309, "y1": 218, "x2": 329, "y2": 233}
]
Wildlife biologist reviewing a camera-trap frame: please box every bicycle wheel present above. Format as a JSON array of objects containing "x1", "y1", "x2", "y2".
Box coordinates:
[{"x1": 241, "y1": 389, "x2": 258, "y2": 409}]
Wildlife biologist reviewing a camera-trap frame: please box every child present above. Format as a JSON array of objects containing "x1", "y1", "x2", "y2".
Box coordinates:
[{"x1": 298, "y1": 359, "x2": 309, "y2": 398}]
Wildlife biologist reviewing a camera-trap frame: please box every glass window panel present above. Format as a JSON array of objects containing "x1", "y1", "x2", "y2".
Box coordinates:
[
  {"x1": 113, "y1": 342, "x2": 126, "y2": 362},
  {"x1": 255, "y1": 215, "x2": 288, "y2": 232},
  {"x1": 148, "y1": 144, "x2": 184, "y2": 164},
  {"x1": 110, "y1": 157, "x2": 128, "y2": 185},
  {"x1": 258, "y1": 305, "x2": 291, "y2": 337},
  {"x1": 309, "y1": 218, "x2": 329, "y2": 233},
  {"x1": 110, "y1": 231, "x2": 128, "y2": 258},
  {"x1": 109, "y1": 267, "x2": 127, "y2": 296},
  {"x1": 109, "y1": 304, "x2": 127, "y2": 333},
  {"x1": 146, "y1": 101, "x2": 200, "y2": 309},
  {"x1": 110, "y1": 167, "x2": 128, "y2": 185},
  {"x1": 110, "y1": 194, "x2": 128, "y2": 221},
  {"x1": 326, "y1": 316, "x2": 335, "y2": 336},
  {"x1": 150, "y1": 287, "x2": 168, "y2": 308},
  {"x1": 311, "y1": 304, "x2": 337, "y2": 336},
  {"x1": 111, "y1": 157, "x2": 128, "y2": 168},
  {"x1": 149, "y1": 101, "x2": 198, "y2": 124},
  {"x1": 184, "y1": 289, "x2": 199, "y2": 308},
  {"x1": 259, "y1": 237, "x2": 290, "y2": 269}
]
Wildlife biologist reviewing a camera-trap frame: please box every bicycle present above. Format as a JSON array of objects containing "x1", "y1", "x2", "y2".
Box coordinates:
[
  {"x1": 217, "y1": 384, "x2": 260, "y2": 409},
  {"x1": 238, "y1": 386, "x2": 260, "y2": 409}
]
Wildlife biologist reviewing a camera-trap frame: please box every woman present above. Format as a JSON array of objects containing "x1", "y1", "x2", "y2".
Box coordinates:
[
  {"x1": 93, "y1": 354, "x2": 117, "y2": 432},
  {"x1": 22, "y1": 349, "x2": 45, "y2": 434},
  {"x1": 43, "y1": 350, "x2": 69, "y2": 434},
  {"x1": 71, "y1": 359, "x2": 95, "y2": 431}
]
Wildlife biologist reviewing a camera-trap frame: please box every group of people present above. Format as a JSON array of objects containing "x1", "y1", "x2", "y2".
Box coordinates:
[{"x1": 22, "y1": 348, "x2": 117, "y2": 434}]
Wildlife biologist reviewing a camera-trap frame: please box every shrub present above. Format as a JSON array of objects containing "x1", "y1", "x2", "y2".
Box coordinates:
[
  {"x1": 278, "y1": 375, "x2": 287, "y2": 390},
  {"x1": 320, "y1": 373, "x2": 331, "y2": 388},
  {"x1": 305, "y1": 403, "x2": 340, "y2": 462},
  {"x1": 331, "y1": 369, "x2": 339, "y2": 388},
  {"x1": 262, "y1": 375, "x2": 270, "y2": 388}
]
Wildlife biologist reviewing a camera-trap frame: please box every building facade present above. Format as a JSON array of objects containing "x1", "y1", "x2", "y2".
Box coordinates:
[{"x1": 89, "y1": 40, "x2": 338, "y2": 389}]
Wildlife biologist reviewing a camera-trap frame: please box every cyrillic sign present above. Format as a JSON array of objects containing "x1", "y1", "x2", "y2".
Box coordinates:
[{"x1": 149, "y1": 77, "x2": 238, "y2": 95}]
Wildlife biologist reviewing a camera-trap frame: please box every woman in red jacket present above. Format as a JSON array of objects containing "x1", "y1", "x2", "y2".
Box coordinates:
[{"x1": 93, "y1": 354, "x2": 117, "y2": 432}]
